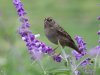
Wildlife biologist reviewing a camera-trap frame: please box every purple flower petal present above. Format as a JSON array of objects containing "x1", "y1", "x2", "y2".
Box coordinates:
[
  {"x1": 97, "y1": 16, "x2": 100, "y2": 20},
  {"x1": 80, "y1": 58, "x2": 91, "y2": 66},
  {"x1": 72, "y1": 50, "x2": 82, "y2": 60},
  {"x1": 53, "y1": 55, "x2": 62, "y2": 62},
  {"x1": 72, "y1": 36, "x2": 87, "y2": 60},
  {"x1": 97, "y1": 30, "x2": 100, "y2": 35},
  {"x1": 89, "y1": 46, "x2": 100, "y2": 56}
]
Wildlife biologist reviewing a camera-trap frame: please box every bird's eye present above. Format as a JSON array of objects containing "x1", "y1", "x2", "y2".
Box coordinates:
[{"x1": 47, "y1": 19, "x2": 52, "y2": 22}]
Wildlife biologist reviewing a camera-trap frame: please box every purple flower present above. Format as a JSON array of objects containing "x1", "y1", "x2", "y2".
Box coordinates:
[
  {"x1": 97, "y1": 30, "x2": 100, "y2": 43},
  {"x1": 72, "y1": 50, "x2": 82, "y2": 60},
  {"x1": 89, "y1": 46, "x2": 100, "y2": 56},
  {"x1": 75, "y1": 36, "x2": 87, "y2": 52},
  {"x1": 74, "y1": 70, "x2": 80, "y2": 75},
  {"x1": 72, "y1": 36, "x2": 87, "y2": 60},
  {"x1": 97, "y1": 16, "x2": 100, "y2": 20},
  {"x1": 97, "y1": 30, "x2": 100, "y2": 35},
  {"x1": 72, "y1": 36, "x2": 93, "y2": 67},
  {"x1": 13, "y1": 0, "x2": 61, "y2": 62},
  {"x1": 80, "y1": 58, "x2": 91, "y2": 66},
  {"x1": 13, "y1": 0, "x2": 26, "y2": 16},
  {"x1": 53, "y1": 54, "x2": 62, "y2": 62}
]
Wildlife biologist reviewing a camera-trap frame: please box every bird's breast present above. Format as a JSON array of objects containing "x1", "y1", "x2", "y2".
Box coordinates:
[{"x1": 45, "y1": 28, "x2": 58, "y2": 44}]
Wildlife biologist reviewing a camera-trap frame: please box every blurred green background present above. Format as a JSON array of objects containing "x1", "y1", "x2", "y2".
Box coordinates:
[{"x1": 0, "y1": 0, "x2": 100, "y2": 75}]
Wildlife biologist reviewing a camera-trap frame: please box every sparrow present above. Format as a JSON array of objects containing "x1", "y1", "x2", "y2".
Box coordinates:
[{"x1": 44, "y1": 17, "x2": 81, "y2": 54}]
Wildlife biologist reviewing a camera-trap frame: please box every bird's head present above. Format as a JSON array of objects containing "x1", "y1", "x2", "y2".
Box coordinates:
[{"x1": 44, "y1": 17, "x2": 55, "y2": 27}]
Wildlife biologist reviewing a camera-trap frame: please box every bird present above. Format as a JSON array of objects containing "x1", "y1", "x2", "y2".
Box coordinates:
[{"x1": 44, "y1": 17, "x2": 81, "y2": 54}]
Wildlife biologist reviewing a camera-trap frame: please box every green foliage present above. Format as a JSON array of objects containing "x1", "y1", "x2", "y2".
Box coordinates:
[{"x1": 0, "y1": 0, "x2": 100, "y2": 75}]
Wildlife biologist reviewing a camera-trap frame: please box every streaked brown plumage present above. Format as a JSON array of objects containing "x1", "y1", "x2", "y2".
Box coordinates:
[{"x1": 44, "y1": 17, "x2": 81, "y2": 53}]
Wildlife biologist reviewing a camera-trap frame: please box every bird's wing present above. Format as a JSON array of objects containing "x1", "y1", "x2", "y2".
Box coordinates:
[{"x1": 55, "y1": 24, "x2": 75, "y2": 43}]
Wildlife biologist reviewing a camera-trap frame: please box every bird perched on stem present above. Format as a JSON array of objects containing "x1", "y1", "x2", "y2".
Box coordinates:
[{"x1": 44, "y1": 17, "x2": 81, "y2": 54}]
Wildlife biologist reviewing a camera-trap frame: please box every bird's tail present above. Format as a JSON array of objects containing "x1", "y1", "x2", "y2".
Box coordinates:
[
  {"x1": 68, "y1": 42, "x2": 81, "y2": 54},
  {"x1": 71, "y1": 44, "x2": 81, "y2": 54}
]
